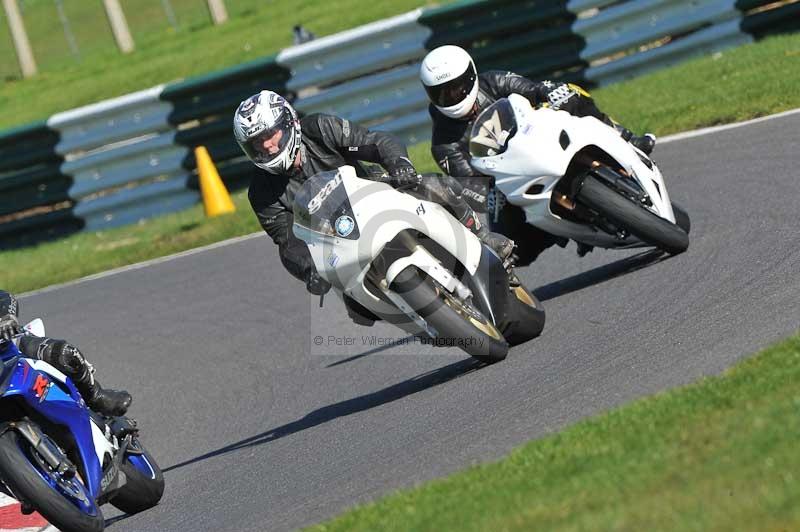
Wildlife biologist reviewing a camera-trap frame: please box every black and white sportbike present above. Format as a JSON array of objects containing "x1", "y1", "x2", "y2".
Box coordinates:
[
  {"x1": 292, "y1": 166, "x2": 546, "y2": 363},
  {"x1": 470, "y1": 94, "x2": 690, "y2": 255}
]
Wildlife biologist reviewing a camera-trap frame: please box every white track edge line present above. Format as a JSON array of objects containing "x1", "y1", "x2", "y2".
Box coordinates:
[
  {"x1": 20, "y1": 107, "x2": 800, "y2": 298},
  {"x1": 659, "y1": 107, "x2": 800, "y2": 143},
  {"x1": 21, "y1": 233, "x2": 263, "y2": 298}
]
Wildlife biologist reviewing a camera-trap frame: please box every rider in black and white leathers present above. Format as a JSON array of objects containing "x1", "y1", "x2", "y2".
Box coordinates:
[
  {"x1": 422, "y1": 46, "x2": 656, "y2": 264},
  {"x1": 236, "y1": 90, "x2": 514, "y2": 298},
  {"x1": 431, "y1": 72, "x2": 627, "y2": 180}
]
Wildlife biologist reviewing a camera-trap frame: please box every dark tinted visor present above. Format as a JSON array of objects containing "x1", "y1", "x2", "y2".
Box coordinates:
[{"x1": 424, "y1": 62, "x2": 477, "y2": 108}]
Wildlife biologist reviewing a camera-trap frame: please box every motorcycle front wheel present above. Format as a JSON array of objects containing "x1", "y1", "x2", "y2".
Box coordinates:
[
  {"x1": 0, "y1": 430, "x2": 104, "y2": 532},
  {"x1": 577, "y1": 175, "x2": 689, "y2": 255},
  {"x1": 390, "y1": 266, "x2": 509, "y2": 364}
]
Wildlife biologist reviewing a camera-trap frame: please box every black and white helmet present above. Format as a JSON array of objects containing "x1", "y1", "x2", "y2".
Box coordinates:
[
  {"x1": 233, "y1": 90, "x2": 301, "y2": 174},
  {"x1": 420, "y1": 45, "x2": 479, "y2": 119}
]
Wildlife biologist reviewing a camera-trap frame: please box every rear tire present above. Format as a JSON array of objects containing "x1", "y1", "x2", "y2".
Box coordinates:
[
  {"x1": 0, "y1": 430, "x2": 104, "y2": 532},
  {"x1": 671, "y1": 202, "x2": 691, "y2": 234},
  {"x1": 111, "y1": 442, "x2": 164, "y2": 515},
  {"x1": 391, "y1": 267, "x2": 508, "y2": 363},
  {"x1": 503, "y1": 284, "x2": 546, "y2": 346},
  {"x1": 577, "y1": 175, "x2": 689, "y2": 255}
]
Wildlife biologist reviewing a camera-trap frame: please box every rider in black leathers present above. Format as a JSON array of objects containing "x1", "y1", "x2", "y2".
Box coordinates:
[
  {"x1": 0, "y1": 290, "x2": 132, "y2": 417},
  {"x1": 235, "y1": 90, "x2": 514, "y2": 300},
  {"x1": 421, "y1": 45, "x2": 656, "y2": 264}
]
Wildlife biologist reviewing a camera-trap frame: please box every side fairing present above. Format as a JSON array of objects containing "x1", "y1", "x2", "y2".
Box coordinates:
[
  {"x1": 294, "y1": 168, "x2": 483, "y2": 293},
  {"x1": 472, "y1": 94, "x2": 675, "y2": 222},
  {"x1": 0, "y1": 356, "x2": 105, "y2": 499}
]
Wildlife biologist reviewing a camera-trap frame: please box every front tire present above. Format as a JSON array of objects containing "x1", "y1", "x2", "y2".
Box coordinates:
[
  {"x1": 0, "y1": 430, "x2": 104, "y2": 532},
  {"x1": 577, "y1": 175, "x2": 689, "y2": 255},
  {"x1": 391, "y1": 267, "x2": 509, "y2": 364},
  {"x1": 111, "y1": 440, "x2": 164, "y2": 515}
]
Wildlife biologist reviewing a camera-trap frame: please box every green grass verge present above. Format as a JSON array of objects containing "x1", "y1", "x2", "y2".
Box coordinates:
[
  {"x1": 0, "y1": 0, "x2": 436, "y2": 129},
  {"x1": 307, "y1": 334, "x2": 800, "y2": 532},
  {"x1": 592, "y1": 31, "x2": 800, "y2": 135},
  {"x1": 2, "y1": 31, "x2": 799, "y2": 293},
  {"x1": 0, "y1": 189, "x2": 259, "y2": 292},
  {"x1": 0, "y1": 143, "x2": 439, "y2": 293}
]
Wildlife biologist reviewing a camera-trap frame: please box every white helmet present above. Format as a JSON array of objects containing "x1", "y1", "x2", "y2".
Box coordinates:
[
  {"x1": 420, "y1": 45, "x2": 479, "y2": 119},
  {"x1": 233, "y1": 90, "x2": 301, "y2": 174}
]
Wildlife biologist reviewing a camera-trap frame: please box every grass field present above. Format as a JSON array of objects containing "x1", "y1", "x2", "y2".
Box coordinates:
[
  {"x1": 2, "y1": 31, "x2": 799, "y2": 293},
  {"x1": 0, "y1": 0, "x2": 437, "y2": 129},
  {"x1": 307, "y1": 334, "x2": 800, "y2": 532}
]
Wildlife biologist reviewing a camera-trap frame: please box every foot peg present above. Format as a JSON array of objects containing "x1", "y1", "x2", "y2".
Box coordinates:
[{"x1": 108, "y1": 417, "x2": 138, "y2": 439}]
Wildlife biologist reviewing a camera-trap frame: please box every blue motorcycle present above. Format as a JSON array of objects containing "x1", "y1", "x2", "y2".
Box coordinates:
[{"x1": 0, "y1": 320, "x2": 164, "y2": 532}]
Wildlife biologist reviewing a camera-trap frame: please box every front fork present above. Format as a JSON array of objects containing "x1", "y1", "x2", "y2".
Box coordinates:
[
  {"x1": 0, "y1": 420, "x2": 77, "y2": 479},
  {"x1": 553, "y1": 156, "x2": 650, "y2": 234}
]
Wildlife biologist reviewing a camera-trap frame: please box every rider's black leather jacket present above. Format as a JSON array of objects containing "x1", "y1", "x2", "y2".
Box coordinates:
[
  {"x1": 430, "y1": 71, "x2": 613, "y2": 179},
  {"x1": 248, "y1": 113, "x2": 410, "y2": 284}
]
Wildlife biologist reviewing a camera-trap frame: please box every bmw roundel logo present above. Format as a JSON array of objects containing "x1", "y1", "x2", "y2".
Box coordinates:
[{"x1": 335, "y1": 215, "x2": 355, "y2": 237}]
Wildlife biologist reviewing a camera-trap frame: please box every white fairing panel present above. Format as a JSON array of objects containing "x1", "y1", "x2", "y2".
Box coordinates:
[
  {"x1": 471, "y1": 94, "x2": 675, "y2": 247},
  {"x1": 293, "y1": 166, "x2": 483, "y2": 319},
  {"x1": 90, "y1": 420, "x2": 115, "y2": 463},
  {"x1": 25, "y1": 359, "x2": 69, "y2": 384}
]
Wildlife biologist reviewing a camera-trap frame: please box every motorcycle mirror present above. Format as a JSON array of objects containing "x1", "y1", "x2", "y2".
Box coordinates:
[{"x1": 23, "y1": 318, "x2": 45, "y2": 337}]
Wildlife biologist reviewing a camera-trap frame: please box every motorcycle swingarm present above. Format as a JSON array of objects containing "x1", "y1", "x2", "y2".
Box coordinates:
[{"x1": 96, "y1": 437, "x2": 131, "y2": 504}]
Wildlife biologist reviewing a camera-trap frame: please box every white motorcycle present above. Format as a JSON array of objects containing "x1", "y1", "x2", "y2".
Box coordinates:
[
  {"x1": 469, "y1": 94, "x2": 690, "y2": 255},
  {"x1": 292, "y1": 165, "x2": 546, "y2": 363}
]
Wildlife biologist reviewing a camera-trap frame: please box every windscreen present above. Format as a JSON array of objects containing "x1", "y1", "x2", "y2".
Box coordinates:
[
  {"x1": 293, "y1": 170, "x2": 360, "y2": 240},
  {"x1": 469, "y1": 98, "x2": 518, "y2": 158}
]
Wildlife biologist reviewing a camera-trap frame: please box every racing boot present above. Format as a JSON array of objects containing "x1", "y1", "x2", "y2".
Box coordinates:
[
  {"x1": 458, "y1": 209, "x2": 515, "y2": 260},
  {"x1": 615, "y1": 125, "x2": 656, "y2": 155},
  {"x1": 477, "y1": 227, "x2": 515, "y2": 261},
  {"x1": 79, "y1": 380, "x2": 132, "y2": 418},
  {"x1": 25, "y1": 337, "x2": 132, "y2": 417}
]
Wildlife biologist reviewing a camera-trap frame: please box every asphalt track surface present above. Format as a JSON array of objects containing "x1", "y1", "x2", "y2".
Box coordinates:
[{"x1": 20, "y1": 111, "x2": 800, "y2": 531}]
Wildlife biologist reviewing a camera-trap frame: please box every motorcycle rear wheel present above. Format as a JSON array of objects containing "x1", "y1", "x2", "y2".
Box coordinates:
[
  {"x1": 0, "y1": 430, "x2": 104, "y2": 532},
  {"x1": 391, "y1": 267, "x2": 509, "y2": 363},
  {"x1": 110, "y1": 439, "x2": 164, "y2": 515},
  {"x1": 502, "y1": 283, "x2": 546, "y2": 346},
  {"x1": 577, "y1": 175, "x2": 689, "y2": 255}
]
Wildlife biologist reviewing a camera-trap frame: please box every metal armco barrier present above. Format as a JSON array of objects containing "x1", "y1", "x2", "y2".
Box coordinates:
[
  {"x1": 47, "y1": 86, "x2": 197, "y2": 232},
  {"x1": 277, "y1": 10, "x2": 433, "y2": 144},
  {"x1": 0, "y1": 0, "x2": 796, "y2": 241},
  {"x1": 569, "y1": 0, "x2": 752, "y2": 85},
  {"x1": 0, "y1": 122, "x2": 76, "y2": 246},
  {"x1": 420, "y1": 0, "x2": 586, "y2": 83}
]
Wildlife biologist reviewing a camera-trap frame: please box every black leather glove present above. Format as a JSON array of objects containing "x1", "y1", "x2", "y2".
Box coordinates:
[
  {"x1": 0, "y1": 313, "x2": 20, "y2": 342},
  {"x1": 385, "y1": 157, "x2": 420, "y2": 188},
  {"x1": 306, "y1": 272, "x2": 331, "y2": 296}
]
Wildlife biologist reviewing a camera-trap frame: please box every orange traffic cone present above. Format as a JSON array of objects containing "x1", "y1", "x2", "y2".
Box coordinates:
[{"x1": 195, "y1": 146, "x2": 235, "y2": 217}]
